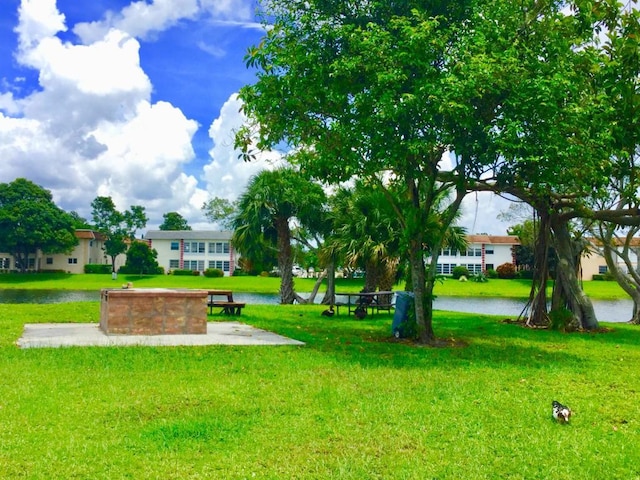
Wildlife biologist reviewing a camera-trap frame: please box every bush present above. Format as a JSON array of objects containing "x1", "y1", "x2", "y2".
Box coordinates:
[
  {"x1": 517, "y1": 269, "x2": 534, "y2": 280},
  {"x1": 172, "y1": 269, "x2": 200, "y2": 276},
  {"x1": 118, "y1": 265, "x2": 164, "y2": 274},
  {"x1": 485, "y1": 269, "x2": 498, "y2": 279},
  {"x1": 549, "y1": 307, "x2": 574, "y2": 331},
  {"x1": 84, "y1": 264, "x2": 113, "y2": 274},
  {"x1": 232, "y1": 269, "x2": 249, "y2": 276},
  {"x1": 452, "y1": 265, "x2": 471, "y2": 279},
  {"x1": 471, "y1": 272, "x2": 488, "y2": 283},
  {"x1": 496, "y1": 263, "x2": 517, "y2": 279},
  {"x1": 203, "y1": 268, "x2": 224, "y2": 278},
  {"x1": 592, "y1": 273, "x2": 615, "y2": 281}
]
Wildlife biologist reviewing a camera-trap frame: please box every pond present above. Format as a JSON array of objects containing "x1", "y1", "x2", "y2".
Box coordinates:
[{"x1": 0, "y1": 289, "x2": 632, "y2": 323}]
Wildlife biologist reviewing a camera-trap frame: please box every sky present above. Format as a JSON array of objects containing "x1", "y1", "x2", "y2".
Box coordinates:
[{"x1": 0, "y1": 0, "x2": 513, "y2": 234}]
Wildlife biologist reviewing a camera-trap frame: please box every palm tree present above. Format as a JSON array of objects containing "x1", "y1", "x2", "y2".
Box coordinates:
[{"x1": 232, "y1": 167, "x2": 327, "y2": 304}]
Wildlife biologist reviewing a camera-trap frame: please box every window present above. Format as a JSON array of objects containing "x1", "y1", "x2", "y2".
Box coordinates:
[
  {"x1": 0, "y1": 258, "x2": 9, "y2": 269},
  {"x1": 485, "y1": 246, "x2": 494, "y2": 255},
  {"x1": 598, "y1": 265, "x2": 608, "y2": 274},
  {"x1": 184, "y1": 260, "x2": 204, "y2": 271},
  {"x1": 46, "y1": 257, "x2": 53, "y2": 265},
  {"x1": 465, "y1": 264, "x2": 482, "y2": 274},
  {"x1": 28, "y1": 258, "x2": 35, "y2": 268},
  {"x1": 169, "y1": 259, "x2": 179, "y2": 269},
  {"x1": 436, "y1": 263, "x2": 456, "y2": 275},
  {"x1": 184, "y1": 242, "x2": 204, "y2": 254},
  {"x1": 485, "y1": 264, "x2": 494, "y2": 271},
  {"x1": 223, "y1": 261, "x2": 230, "y2": 272},
  {"x1": 68, "y1": 258, "x2": 78, "y2": 264},
  {"x1": 170, "y1": 242, "x2": 179, "y2": 251}
]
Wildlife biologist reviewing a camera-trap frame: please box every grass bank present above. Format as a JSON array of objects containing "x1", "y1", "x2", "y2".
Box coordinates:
[
  {"x1": 0, "y1": 272, "x2": 629, "y2": 300},
  {"x1": 1, "y1": 302, "x2": 639, "y2": 478}
]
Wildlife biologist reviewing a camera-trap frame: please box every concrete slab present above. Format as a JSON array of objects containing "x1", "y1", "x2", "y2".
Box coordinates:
[{"x1": 17, "y1": 322, "x2": 305, "y2": 348}]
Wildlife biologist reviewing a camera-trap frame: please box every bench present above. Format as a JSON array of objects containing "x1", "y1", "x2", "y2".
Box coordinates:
[
  {"x1": 207, "y1": 290, "x2": 246, "y2": 316},
  {"x1": 208, "y1": 301, "x2": 246, "y2": 316}
]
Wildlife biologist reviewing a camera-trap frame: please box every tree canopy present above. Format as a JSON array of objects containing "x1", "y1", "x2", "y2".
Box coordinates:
[
  {"x1": 239, "y1": 0, "x2": 640, "y2": 339},
  {"x1": 159, "y1": 212, "x2": 191, "y2": 231},
  {"x1": 91, "y1": 196, "x2": 148, "y2": 273},
  {"x1": 0, "y1": 178, "x2": 77, "y2": 272},
  {"x1": 232, "y1": 167, "x2": 327, "y2": 304}
]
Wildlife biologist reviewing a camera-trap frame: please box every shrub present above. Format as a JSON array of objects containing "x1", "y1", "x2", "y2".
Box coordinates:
[
  {"x1": 232, "y1": 269, "x2": 248, "y2": 276},
  {"x1": 517, "y1": 269, "x2": 534, "y2": 280},
  {"x1": 485, "y1": 269, "x2": 498, "y2": 279},
  {"x1": 452, "y1": 265, "x2": 471, "y2": 279},
  {"x1": 549, "y1": 307, "x2": 574, "y2": 331},
  {"x1": 471, "y1": 272, "x2": 488, "y2": 283},
  {"x1": 592, "y1": 273, "x2": 615, "y2": 281},
  {"x1": 84, "y1": 264, "x2": 113, "y2": 274},
  {"x1": 496, "y1": 263, "x2": 517, "y2": 279},
  {"x1": 172, "y1": 269, "x2": 199, "y2": 276},
  {"x1": 203, "y1": 268, "x2": 224, "y2": 278}
]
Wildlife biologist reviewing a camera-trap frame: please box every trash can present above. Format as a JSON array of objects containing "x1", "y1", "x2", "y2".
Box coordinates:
[{"x1": 392, "y1": 291, "x2": 415, "y2": 338}]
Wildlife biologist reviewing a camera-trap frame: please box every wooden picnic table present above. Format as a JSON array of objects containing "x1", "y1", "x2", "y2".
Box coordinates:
[
  {"x1": 207, "y1": 290, "x2": 246, "y2": 316},
  {"x1": 334, "y1": 291, "x2": 395, "y2": 317}
]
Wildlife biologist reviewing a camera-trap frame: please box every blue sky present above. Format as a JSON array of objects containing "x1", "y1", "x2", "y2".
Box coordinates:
[{"x1": 0, "y1": 0, "x2": 511, "y2": 233}]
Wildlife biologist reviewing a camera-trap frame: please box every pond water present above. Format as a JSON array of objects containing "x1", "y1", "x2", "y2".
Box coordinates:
[{"x1": 0, "y1": 289, "x2": 632, "y2": 323}]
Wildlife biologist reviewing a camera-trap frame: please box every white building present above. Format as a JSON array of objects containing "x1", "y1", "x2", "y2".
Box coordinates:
[
  {"x1": 145, "y1": 230, "x2": 239, "y2": 276},
  {"x1": 435, "y1": 234, "x2": 519, "y2": 275}
]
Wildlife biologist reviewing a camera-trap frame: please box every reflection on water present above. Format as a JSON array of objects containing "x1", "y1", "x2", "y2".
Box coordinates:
[{"x1": 0, "y1": 289, "x2": 632, "y2": 323}]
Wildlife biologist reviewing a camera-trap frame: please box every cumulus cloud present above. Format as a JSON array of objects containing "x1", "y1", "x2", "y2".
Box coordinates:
[
  {"x1": 203, "y1": 93, "x2": 283, "y2": 201},
  {"x1": 74, "y1": 0, "x2": 257, "y2": 44},
  {"x1": 0, "y1": 0, "x2": 210, "y2": 230}
]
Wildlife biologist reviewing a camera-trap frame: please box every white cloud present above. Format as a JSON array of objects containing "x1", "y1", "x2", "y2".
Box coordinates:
[
  {"x1": 0, "y1": 0, "x2": 210, "y2": 230},
  {"x1": 74, "y1": 0, "x2": 256, "y2": 44},
  {"x1": 203, "y1": 93, "x2": 283, "y2": 202},
  {"x1": 15, "y1": 0, "x2": 66, "y2": 50}
]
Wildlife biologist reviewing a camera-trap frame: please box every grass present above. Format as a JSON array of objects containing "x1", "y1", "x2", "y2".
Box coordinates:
[
  {"x1": 0, "y1": 272, "x2": 629, "y2": 300},
  {"x1": 1, "y1": 301, "x2": 639, "y2": 478}
]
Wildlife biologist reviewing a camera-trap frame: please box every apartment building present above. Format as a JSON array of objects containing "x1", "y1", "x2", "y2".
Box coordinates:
[
  {"x1": 435, "y1": 234, "x2": 519, "y2": 275},
  {"x1": 0, "y1": 229, "x2": 122, "y2": 273},
  {"x1": 144, "y1": 230, "x2": 239, "y2": 276}
]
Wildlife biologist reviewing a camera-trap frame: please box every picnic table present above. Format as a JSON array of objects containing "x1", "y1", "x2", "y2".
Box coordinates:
[
  {"x1": 334, "y1": 291, "x2": 395, "y2": 317},
  {"x1": 207, "y1": 290, "x2": 246, "y2": 316}
]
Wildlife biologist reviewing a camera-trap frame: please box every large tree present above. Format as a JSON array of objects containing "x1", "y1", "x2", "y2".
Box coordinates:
[
  {"x1": 452, "y1": 0, "x2": 640, "y2": 330},
  {"x1": 238, "y1": 0, "x2": 476, "y2": 343},
  {"x1": 232, "y1": 167, "x2": 327, "y2": 304},
  {"x1": 90, "y1": 196, "x2": 148, "y2": 273},
  {"x1": 0, "y1": 178, "x2": 77, "y2": 272}
]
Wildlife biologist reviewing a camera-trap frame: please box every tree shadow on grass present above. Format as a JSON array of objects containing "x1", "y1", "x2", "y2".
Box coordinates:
[{"x1": 247, "y1": 307, "x2": 589, "y2": 371}]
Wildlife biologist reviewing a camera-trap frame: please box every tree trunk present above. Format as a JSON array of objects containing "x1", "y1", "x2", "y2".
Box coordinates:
[
  {"x1": 377, "y1": 257, "x2": 398, "y2": 307},
  {"x1": 599, "y1": 229, "x2": 640, "y2": 324},
  {"x1": 321, "y1": 261, "x2": 336, "y2": 305},
  {"x1": 524, "y1": 211, "x2": 551, "y2": 327},
  {"x1": 364, "y1": 259, "x2": 379, "y2": 293},
  {"x1": 294, "y1": 270, "x2": 327, "y2": 304},
  {"x1": 408, "y1": 237, "x2": 435, "y2": 344},
  {"x1": 276, "y1": 217, "x2": 295, "y2": 304},
  {"x1": 550, "y1": 218, "x2": 598, "y2": 330}
]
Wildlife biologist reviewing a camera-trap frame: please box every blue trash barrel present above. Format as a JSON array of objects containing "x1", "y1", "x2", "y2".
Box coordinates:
[{"x1": 392, "y1": 291, "x2": 415, "y2": 338}]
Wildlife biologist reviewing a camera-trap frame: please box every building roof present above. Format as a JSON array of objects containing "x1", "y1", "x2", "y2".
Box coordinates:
[
  {"x1": 75, "y1": 229, "x2": 106, "y2": 241},
  {"x1": 144, "y1": 230, "x2": 233, "y2": 241},
  {"x1": 467, "y1": 234, "x2": 520, "y2": 245}
]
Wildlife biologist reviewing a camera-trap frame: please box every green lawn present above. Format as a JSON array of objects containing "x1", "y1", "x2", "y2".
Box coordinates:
[
  {"x1": 1, "y1": 302, "x2": 639, "y2": 479},
  {"x1": 0, "y1": 272, "x2": 629, "y2": 300}
]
